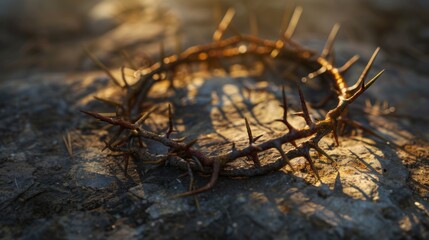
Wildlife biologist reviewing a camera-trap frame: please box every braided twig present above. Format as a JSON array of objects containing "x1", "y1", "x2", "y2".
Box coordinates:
[{"x1": 82, "y1": 7, "x2": 384, "y2": 197}]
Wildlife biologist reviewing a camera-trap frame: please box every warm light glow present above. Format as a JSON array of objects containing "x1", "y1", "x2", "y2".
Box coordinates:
[
  {"x1": 152, "y1": 73, "x2": 160, "y2": 80},
  {"x1": 198, "y1": 52, "x2": 208, "y2": 60},
  {"x1": 270, "y1": 49, "x2": 280, "y2": 58},
  {"x1": 238, "y1": 44, "x2": 248, "y2": 54}
]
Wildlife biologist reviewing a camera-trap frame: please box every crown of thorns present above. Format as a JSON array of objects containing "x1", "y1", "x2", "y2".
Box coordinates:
[{"x1": 82, "y1": 7, "x2": 384, "y2": 197}]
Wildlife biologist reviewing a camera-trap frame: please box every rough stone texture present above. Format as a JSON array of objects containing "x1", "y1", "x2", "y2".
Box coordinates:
[{"x1": 1, "y1": 0, "x2": 429, "y2": 239}]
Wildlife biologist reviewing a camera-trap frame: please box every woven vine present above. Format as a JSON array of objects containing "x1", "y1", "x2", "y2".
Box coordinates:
[{"x1": 82, "y1": 7, "x2": 384, "y2": 197}]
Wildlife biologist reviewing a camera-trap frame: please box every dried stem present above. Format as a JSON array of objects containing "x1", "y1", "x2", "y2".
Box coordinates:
[{"x1": 82, "y1": 7, "x2": 385, "y2": 197}]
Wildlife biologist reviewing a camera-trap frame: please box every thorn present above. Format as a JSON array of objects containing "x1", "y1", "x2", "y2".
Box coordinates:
[
  {"x1": 311, "y1": 143, "x2": 335, "y2": 163},
  {"x1": 94, "y1": 96, "x2": 122, "y2": 107},
  {"x1": 277, "y1": 86, "x2": 295, "y2": 131},
  {"x1": 231, "y1": 142, "x2": 236, "y2": 151},
  {"x1": 296, "y1": 84, "x2": 313, "y2": 126},
  {"x1": 304, "y1": 67, "x2": 327, "y2": 82},
  {"x1": 250, "y1": 152, "x2": 261, "y2": 167},
  {"x1": 347, "y1": 47, "x2": 380, "y2": 93},
  {"x1": 166, "y1": 104, "x2": 175, "y2": 138},
  {"x1": 281, "y1": 85, "x2": 288, "y2": 118},
  {"x1": 303, "y1": 154, "x2": 321, "y2": 182},
  {"x1": 360, "y1": 47, "x2": 381, "y2": 87},
  {"x1": 213, "y1": 8, "x2": 236, "y2": 41},
  {"x1": 83, "y1": 46, "x2": 122, "y2": 88},
  {"x1": 81, "y1": 110, "x2": 137, "y2": 129},
  {"x1": 244, "y1": 117, "x2": 253, "y2": 144},
  {"x1": 104, "y1": 139, "x2": 128, "y2": 152},
  {"x1": 364, "y1": 69, "x2": 385, "y2": 89},
  {"x1": 98, "y1": 112, "x2": 117, "y2": 117},
  {"x1": 184, "y1": 138, "x2": 198, "y2": 150},
  {"x1": 321, "y1": 23, "x2": 340, "y2": 59},
  {"x1": 253, "y1": 134, "x2": 263, "y2": 143},
  {"x1": 120, "y1": 66, "x2": 130, "y2": 88},
  {"x1": 342, "y1": 118, "x2": 393, "y2": 146},
  {"x1": 284, "y1": 6, "x2": 303, "y2": 39},
  {"x1": 103, "y1": 127, "x2": 125, "y2": 151},
  {"x1": 275, "y1": 143, "x2": 295, "y2": 171},
  {"x1": 347, "y1": 69, "x2": 385, "y2": 103},
  {"x1": 81, "y1": 109, "x2": 105, "y2": 119},
  {"x1": 111, "y1": 135, "x2": 132, "y2": 148},
  {"x1": 243, "y1": 118, "x2": 262, "y2": 168},
  {"x1": 338, "y1": 55, "x2": 359, "y2": 73},
  {"x1": 135, "y1": 106, "x2": 158, "y2": 126}
]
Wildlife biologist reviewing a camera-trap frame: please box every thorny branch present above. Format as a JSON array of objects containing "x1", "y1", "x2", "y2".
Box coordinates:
[{"x1": 82, "y1": 7, "x2": 385, "y2": 197}]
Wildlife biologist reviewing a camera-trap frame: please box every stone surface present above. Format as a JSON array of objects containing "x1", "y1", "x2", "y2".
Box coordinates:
[{"x1": 0, "y1": 1, "x2": 428, "y2": 239}]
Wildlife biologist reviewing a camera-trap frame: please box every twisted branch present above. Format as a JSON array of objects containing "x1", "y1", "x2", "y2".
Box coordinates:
[{"x1": 82, "y1": 7, "x2": 384, "y2": 196}]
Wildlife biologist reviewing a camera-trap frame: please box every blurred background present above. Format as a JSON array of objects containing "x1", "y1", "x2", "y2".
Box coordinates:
[
  {"x1": 1, "y1": 0, "x2": 428, "y2": 129},
  {"x1": 0, "y1": 0, "x2": 428, "y2": 73}
]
